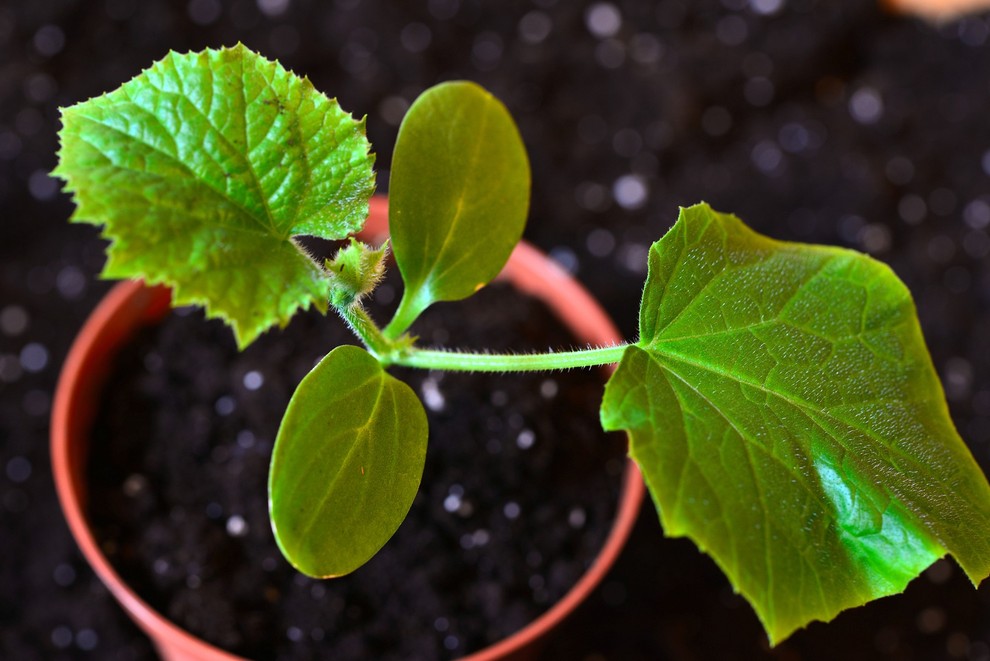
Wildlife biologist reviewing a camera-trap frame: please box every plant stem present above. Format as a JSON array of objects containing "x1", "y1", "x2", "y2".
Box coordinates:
[
  {"x1": 391, "y1": 344, "x2": 629, "y2": 372},
  {"x1": 335, "y1": 303, "x2": 393, "y2": 360}
]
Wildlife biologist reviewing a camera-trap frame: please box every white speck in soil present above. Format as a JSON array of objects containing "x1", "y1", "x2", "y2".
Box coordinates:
[
  {"x1": 287, "y1": 626, "x2": 304, "y2": 642},
  {"x1": 472, "y1": 529, "x2": 490, "y2": 546},
  {"x1": 55, "y1": 266, "x2": 85, "y2": 299},
  {"x1": 751, "y1": 140, "x2": 782, "y2": 174},
  {"x1": 19, "y1": 342, "x2": 48, "y2": 373},
  {"x1": 503, "y1": 501, "x2": 521, "y2": 520},
  {"x1": 28, "y1": 169, "x2": 58, "y2": 201},
  {"x1": 576, "y1": 181, "x2": 609, "y2": 212},
  {"x1": 549, "y1": 246, "x2": 579, "y2": 274},
  {"x1": 964, "y1": 199, "x2": 990, "y2": 229},
  {"x1": 205, "y1": 501, "x2": 223, "y2": 519},
  {"x1": 421, "y1": 377, "x2": 445, "y2": 412},
  {"x1": 472, "y1": 32, "x2": 502, "y2": 71},
  {"x1": 76, "y1": 628, "x2": 99, "y2": 651},
  {"x1": 751, "y1": 0, "x2": 784, "y2": 15},
  {"x1": 6, "y1": 456, "x2": 31, "y2": 483},
  {"x1": 443, "y1": 635, "x2": 460, "y2": 651},
  {"x1": 236, "y1": 429, "x2": 256, "y2": 448},
  {"x1": 378, "y1": 97, "x2": 409, "y2": 126},
  {"x1": 778, "y1": 123, "x2": 809, "y2": 154},
  {"x1": 51, "y1": 625, "x2": 72, "y2": 649},
  {"x1": 52, "y1": 562, "x2": 76, "y2": 587},
  {"x1": 214, "y1": 395, "x2": 236, "y2": 416},
  {"x1": 459, "y1": 533, "x2": 475, "y2": 550},
  {"x1": 226, "y1": 514, "x2": 248, "y2": 537},
  {"x1": 0, "y1": 305, "x2": 27, "y2": 336},
  {"x1": 443, "y1": 493, "x2": 462, "y2": 513},
  {"x1": 586, "y1": 228, "x2": 615, "y2": 258},
  {"x1": 617, "y1": 242, "x2": 649, "y2": 276},
  {"x1": 585, "y1": 3, "x2": 621, "y2": 39},
  {"x1": 613, "y1": 174, "x2": 647, "y2": 210},
  {"x1": 122, "y1": 473, "x2": 148, "y2": 497},
  {"x1": 898, "y1": 194, "x2": 927, "y2": 225},
  {"x1": 958, "y1": 17, "x2": 989, "y2": 47},
  {"x1": 257, "y1": 0, "x2": 290, "y2": 18},
  {"x1": 519, "y1": 11, "x2": 552, "y2": 44},
  {"x1": 849, "y1": 86, "x2": 884, "y2": 125},
  {"x1": 188, "y1": 0, "x2": 222, "y2": 25},
  {"x1": 568, "y1": 507, "x2": 587, "y2": 529},
  {"x1": 516, "y1": 429, "x2": 535, "y2": 450},
  {"x1": 858, "y1": 224, "x2": 891, "y2": 254},
  {"x1": 33, "y1": 24, "x2": 65, "y2": 56},
  {"x1": 944, "y1": 358, "x2": 973, "y2": 400},
  {"x1": 434, "y1": 616, "x2": 449, "y2": 632},
  {"x1": 539, "y1": 379, "x2": 558, "y2": 399},
  {"x1": 242, "y1": 370, "x2": 264, "y2": 390},
  {"x1": 153, "y1": 558, "x2": 169, "y2": 575}
]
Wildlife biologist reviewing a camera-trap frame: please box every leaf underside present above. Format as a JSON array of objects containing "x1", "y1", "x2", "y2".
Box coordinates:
[
  {"x1": 269, "y1": 345, "x2": 428, "y2": 578},
  {"x1": 386, "y1": 80, "x2": 530, "y2": 336},
  {"x1": 602, "y1": 203, "x2": 990, "y2": 643},
  {"x1": 54, "y1": 44, "x2": 376, "y2": 348}
]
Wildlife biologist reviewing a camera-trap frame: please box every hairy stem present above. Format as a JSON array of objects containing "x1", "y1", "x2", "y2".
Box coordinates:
[{"x1": 391, "y1": 344, "x2": 628, "y2": 372}]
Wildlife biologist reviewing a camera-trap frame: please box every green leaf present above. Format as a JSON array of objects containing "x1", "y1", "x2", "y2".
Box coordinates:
[
  {"x1": 384, "y1": 81, "x2": 530, "y2": 338},
  {"x1": 269, "y1": 344, "x2": 428, "y2": 577},
  {"x1": 53, "y1": 44, "x2": 375, "y2": 348},
  {"x1": 601, "y1": 203, "x2": 990, "y2": 643}
]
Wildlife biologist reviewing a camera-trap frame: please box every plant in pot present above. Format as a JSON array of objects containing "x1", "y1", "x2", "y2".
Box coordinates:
[{"x1": 52, "y1": 44, "x2": 990, "y2": 656}]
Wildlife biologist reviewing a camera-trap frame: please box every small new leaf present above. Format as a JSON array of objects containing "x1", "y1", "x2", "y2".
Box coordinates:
[
  {"x1": 269, "y1": 345, "x2": 428, "y2": 578},
  {"x1": 384, "y1": 81, "x2": 530, "y2": 337},
  {"x1": 54, "y1": 44, "x2": 375, "y2": 348},
  {"x1": 327, "y1": 238, "x2": 389, "y2": 309},
  {"x1": 601, "y1": 203, "x2": 990, "y2": 643}
]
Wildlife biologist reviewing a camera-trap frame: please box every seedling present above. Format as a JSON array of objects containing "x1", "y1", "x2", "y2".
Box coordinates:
[{"x1": 54, "y1": 45, "x2": 990, "y2": 644}]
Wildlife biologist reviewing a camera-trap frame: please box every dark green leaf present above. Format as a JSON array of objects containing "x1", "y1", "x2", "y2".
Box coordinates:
[
  {"x1": 601, "y1": 203, "x2": 990, "y2": 643},
  {"x1": 54, "y1": 44, "x2": 375, "y2": 348},
  {"x1": 269, "y1": 345, "x2": 428, "y2": 577},
  {"x1": 385, "y1": 81, "x2": 530, "y2": 337}
]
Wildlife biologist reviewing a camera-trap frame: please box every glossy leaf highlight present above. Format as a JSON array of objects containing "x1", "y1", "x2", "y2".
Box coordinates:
[
  {"x1": 601, "y1": 203, "x2": 990, "y2": 643},
  {"x1": 385, "y1": 81, "x2": 530, "y2": 337},
  {"x1": 54, "y1": 44, "x2": 375, "y2": 348},
  {"x1": 269, "y1": 345, "x2": 428, "y2": 578}
]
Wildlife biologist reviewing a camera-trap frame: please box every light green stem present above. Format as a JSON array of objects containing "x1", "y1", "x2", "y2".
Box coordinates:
[
  {"x1": 335, "y1": 303, "x2": 393, "y2": 360},
  {"x1": 392, "y1": 344, "x2": 629, "y2": 372}
]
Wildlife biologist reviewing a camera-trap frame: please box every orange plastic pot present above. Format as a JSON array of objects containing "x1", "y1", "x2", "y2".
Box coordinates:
[{"x1": 51, "y1": 196, "x2": 645, "y2": 661}]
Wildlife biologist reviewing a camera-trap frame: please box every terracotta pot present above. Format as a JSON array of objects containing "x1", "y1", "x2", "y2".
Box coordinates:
[
  {"x1": 51, "y1": 196, "x2": 645, "y2": 661},
  {"x1": 881, "y1": 0, "x2": 990, "y2": 20}
]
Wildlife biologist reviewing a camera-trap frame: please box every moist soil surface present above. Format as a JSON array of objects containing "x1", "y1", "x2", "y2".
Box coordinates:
[{"x1": 84, "y1": 276, "x2": 626, "y2": 660}]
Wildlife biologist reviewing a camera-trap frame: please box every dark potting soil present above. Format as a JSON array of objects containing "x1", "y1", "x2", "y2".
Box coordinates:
[{"x1": 84, "y1": 274, "x2": 626, "y2": 660}]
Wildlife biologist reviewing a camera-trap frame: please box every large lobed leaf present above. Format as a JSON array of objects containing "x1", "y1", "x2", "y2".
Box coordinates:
[
  {"x1": 384, "y1": 81, "x2": 530, "y2": 337},
  {"x1": 54, "y1": 44, "x2": 375, "y2": 348},
  {"x1": 269, "y1": 345, "x2": 428, "y2": 578},
  {"x1": 601, "y1": 203, "x2": 990, "y2": 643}
]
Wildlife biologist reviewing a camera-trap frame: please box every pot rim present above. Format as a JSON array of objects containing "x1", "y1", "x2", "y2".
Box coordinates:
[{"x1": 51, "y1": 195, "x2": 645, "y2": 661}]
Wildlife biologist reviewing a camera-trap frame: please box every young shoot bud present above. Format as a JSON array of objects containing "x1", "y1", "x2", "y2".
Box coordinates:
[{"x1": 327, "y1": 238, "x2": 390, "y2": 309}]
